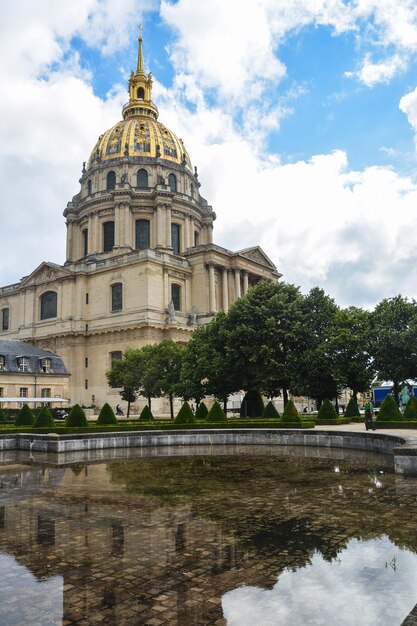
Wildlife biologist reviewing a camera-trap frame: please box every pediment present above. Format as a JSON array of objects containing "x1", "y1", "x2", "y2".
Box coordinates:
[
  {"x1": 20, "y1": 262, "x2": 71, "y2": 287},
  {"x1": 236, "y1": 246, "x2": 276, "y2": 269}
]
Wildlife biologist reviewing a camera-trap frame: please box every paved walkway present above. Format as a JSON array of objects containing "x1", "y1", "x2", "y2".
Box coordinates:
[{"x1": 314, "y1": 422, "x2": 417, "y2": 438}]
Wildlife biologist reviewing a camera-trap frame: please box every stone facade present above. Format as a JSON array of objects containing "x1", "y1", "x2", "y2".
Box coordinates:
[{"x1": 0, "y1": 34, "x2": 280, "y2": 411}]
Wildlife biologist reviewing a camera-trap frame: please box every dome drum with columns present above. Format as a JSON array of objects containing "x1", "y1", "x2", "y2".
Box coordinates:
[{"x1": 0, "y1": 30, "x2": 281, "y2": 411}]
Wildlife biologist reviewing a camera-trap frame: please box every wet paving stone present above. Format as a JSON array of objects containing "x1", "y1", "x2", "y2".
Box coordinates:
[{"x1": 0, "y1": 446, "x2": 416, "y2": 623}]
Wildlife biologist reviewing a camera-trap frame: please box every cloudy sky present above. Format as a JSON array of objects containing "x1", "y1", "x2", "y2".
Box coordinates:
[{"x1": 2, "y1": 0, "x2": 417, "y2": 308}]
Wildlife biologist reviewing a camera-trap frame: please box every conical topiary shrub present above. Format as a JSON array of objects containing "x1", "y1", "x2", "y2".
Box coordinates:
[
  {"x1": 15, "y1": 404, "x2": 34, "y2": 426},
  {"x1": 262, "y1": 401, "x2": 280, "y2": 419},
  {"x1": 139, "y1": 405, "x2": 154, "y2": 421},
  {"x1": 33, "y1": 406, "x2": 55, "y2": 428},
  {"x1": 97, "y1": 403, "x2": 118, "y2": 425},
  {"x1": 195, "y1": 401, "x2": 209, "y2": 420},
  {"x1": 0, "y1": 409, "x2": 7, "y2": 423},
  {"x1": 205, "y1": 401, "x2": 227, "y2": 422},
  {"x1": 240, "y1": 390, "x2": 265, "y2": 417},
  {"x1": 376, "y1": 394, "x2": 404, "y2": 422},
  {"x1": 317, "y1": 399, "x2": 338, "y2": 421},
  {"x1": 281, "y1": 400, "x2": 302, "y2": 425},
  {"x1": 65, "y1": 404, "x2": 88, "y2": 427},
  {"x1": 344, "y1": 396, "x2": 360, "y2": 418},
  {"x1": 403, "y1": 395, "x2": 417, "y2": 420},
  {"x1": 174, "y1": 401, "x2": 196, "y2": 425}
]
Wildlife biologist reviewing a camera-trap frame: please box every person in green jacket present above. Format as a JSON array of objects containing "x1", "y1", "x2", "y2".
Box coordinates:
[{"x1": 364, "y1": 399, "x2": 375, "y2": 431}]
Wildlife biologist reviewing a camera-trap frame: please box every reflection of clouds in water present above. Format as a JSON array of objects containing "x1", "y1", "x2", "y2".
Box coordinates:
[
  {"x1": 0, "y1": 553, "x2": 63, "y2": 624},
  {"x1": 222, "y1": 537, "x2": 417, "y2": 626}
]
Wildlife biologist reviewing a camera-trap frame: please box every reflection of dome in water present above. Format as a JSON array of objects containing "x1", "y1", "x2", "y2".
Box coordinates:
[
  {"x1": 86, "y1": 29, "x2": 192, "y2": 173},
  {"x1": 87, "y1": 118, "x2": 192, "y2": 172}
]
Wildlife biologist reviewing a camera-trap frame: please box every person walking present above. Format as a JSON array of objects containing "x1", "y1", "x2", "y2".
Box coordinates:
[{"x1": 364, "y1": 399, "x2": 375, "y2": 431}]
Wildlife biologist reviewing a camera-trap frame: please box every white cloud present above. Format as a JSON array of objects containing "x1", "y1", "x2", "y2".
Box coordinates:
[{"x1": 345, "y1": 53, "x2": 408, "y2": 87}]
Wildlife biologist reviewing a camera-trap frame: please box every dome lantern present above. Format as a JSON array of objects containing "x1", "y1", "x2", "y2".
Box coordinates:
[{"x1": 122, "y1": 25, "x2": 158, "y2": 121}]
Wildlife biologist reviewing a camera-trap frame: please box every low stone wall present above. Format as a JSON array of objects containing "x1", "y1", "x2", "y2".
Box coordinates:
[{"x1": 1, "y1": 429, "x2": 417, "y2": 473}]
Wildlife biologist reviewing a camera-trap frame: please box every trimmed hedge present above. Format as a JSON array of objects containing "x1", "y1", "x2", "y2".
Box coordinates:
[
  {"x1": 206, "y1": 401, "x2": 227, "y2": 422},
  {"x1": 317, "y1": 399, "x2": 338, "y2": 421},
  {"x1": 33, "y1": 407, "x2": 55, "y2": 428},
  {"x1": 139, "y1": 405, "x2": 154, "y2": 421},
  {"x1": 174, "y1": 401, "x2": 196, "y2": 425},
  {"x1": 374, "y1": 421, "x2": 417, "y2": 429},
  {"x1": 376, "y1": 394, "x2": 404, "y2": 422},
  {"x1": 240, "y1": 390, "x2": 265, "y2": 418},
  {"x1": 344, "y1": 397, "x2": 360, "y2": 418},
  {"x1": 65, "y1": 404, "x2": 88, "y2": 427},
  {"x1": 15, "y1": 404, "x2": 34, "y2": 426},
  {"x1": 97, "y1": 403, "x2": 118, "y2": 425},
  {"x1": 262, "y1": 401, "x2": 280, "y2": 419},
  {"x1": 282, "y1": 400, "x2": 302, "y2": 425},
  {"x1": 403, "y1": 396, "x2": 417, "y2": 421},
  {"x1": 195, "y1": 401, "x2": 209, "y2": 420}
]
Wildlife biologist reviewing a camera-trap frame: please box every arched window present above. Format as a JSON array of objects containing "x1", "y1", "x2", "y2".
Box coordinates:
[
  {"x1": 111, "y1": 283, "x2": 123, "y2": 311},
  {"x1": 137, "y1": 87, "x2": 145, "y2": 99},
  {"x1": 87, "y1": 179, "x2": 92, "y2": 195},
  {"x1": 1, "y1": 308, "x2": 9, "y2": 331},
  {"x1": 137, "y1": 169, "x2": 148, "y2": 188},
  {"x1": 135, "y1": 219, "x2": 150, "y2": 250},
  {"x1": 103, "y1": 221, "x2": 115, "y2": 252},
  {"x1": 190, "y1": 182, "x2": 194, "y2": 198},
  {"x1": 171, "y1": 223, "x2": 181, "y2": 254},
  {"x1": 106, "y1": 171, "x2": 116, "y2": 190},
  {"x1": 194, "y1": 231, "x2": 200, "y2": 247},
  {"x1": 168, "y1": 173, "x2": 177, "y2": 192},
  {"x1": 40, "y1": 292, "x2": 57, "y2": 320},
  {"x1": 171, "y1": 284, "x2": 181, "y2": 311}
]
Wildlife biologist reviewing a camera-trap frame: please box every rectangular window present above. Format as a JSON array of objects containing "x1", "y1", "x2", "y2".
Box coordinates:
[
  {"x1": 82, "y1": 229, "x2": 88, "y2": 257},
  {"x1": 85, "y1": 379, "x2": 88, "y2": 390},
  {"x1": 18, "y1": 358, "x2": 29, "y2": 372},
  {"x1": 171, "y1": 223, "x2": 181, "y2": 254},
  {"x1": 85, "y1": 357, "x2": 88, "y2": 368},
  {"x1": 0, "y1": 356, "x2": 4, "y2": 371},
  {"x1": 85, "y1": 323, "x2": 88, "y2": 333},
  {"x1": 86, "y1": 293, "x2": 89, "y2": 305},
  {"x1": 1, "y1": 308, "x2": 9, "y2": 331},
  {"x1": 0, "y1": 388, "x2": 3, "y2": 397},
  {"x1": 41, "y1": 359, "x2": 51, "y2": 373},
  {"x1": 41, "y1": 388, "x2": 51, "y2": 397},
  {"x1": 111, "y1": 351, "x2": 122, "y2": 367},
  {"x1": 135, "y1": 219, "x2": 150, "y2": 250},
  {"x1": 111, "y1": 283, "x2": 123, "y2": 311},
  {"x1": 103, "y1": 221, "x2": 115, "y2": 252},
  {"x1": 171, "y1": 284, "x2": 181, "y2": 311}
]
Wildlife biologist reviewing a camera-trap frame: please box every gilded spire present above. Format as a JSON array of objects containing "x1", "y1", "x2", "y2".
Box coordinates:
[{"x1": 136, "y1": 23, "x2": 145, "y2": 75}]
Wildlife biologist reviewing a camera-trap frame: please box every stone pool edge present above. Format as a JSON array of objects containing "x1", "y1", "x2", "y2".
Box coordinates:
[{"x1": 0, "y1": 429, "x2": 416, "y2": 475}]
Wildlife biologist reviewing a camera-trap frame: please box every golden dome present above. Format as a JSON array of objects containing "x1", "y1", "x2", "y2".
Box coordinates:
[
  {"x1": 87, "y1": 118, "x2": 193, "y2": 172},
  {"x1": 87, "y1": 29, "x2": 193, "y2": 173}
]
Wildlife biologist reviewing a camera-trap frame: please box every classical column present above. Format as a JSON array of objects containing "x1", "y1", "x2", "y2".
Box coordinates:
[
  {"x1": 166, "y1": 207, "x2": 172, "y2": 248},
  {"x1": 124, "y1": 203, "x2": 131, "y2": 247},
  {"x1": 207, "y1": 224, "x2": 213, "y2": 244},
  {"x1": 66, "y1": 221, "x2": 74, "y2": 260},
  {"x1": 243, "y1": 272, "x2": 249, "y2": 295},
  {"x1": 208, "y1": 264, "x2": 216, "y2": 312},
  {"x1": 234, "y1": 269, "x2": 241, "y2": 300},
  {"x1": 93, "y1": 213, "x2": 99, "y2": 253},
  {"x1": 222, "y1": 268, "x2": 229, "y2": 311},
  {"x1": 156, "y1": 205, "x2": 164, "y2": 247},
  {"x1": 88, "y1": 216, "x2": 93, "y2": 253},
  {"x1": 114, "y1": 203, "x2": 121, "y2": 246}
]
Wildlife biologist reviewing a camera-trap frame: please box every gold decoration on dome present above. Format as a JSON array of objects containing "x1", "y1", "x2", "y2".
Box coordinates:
[{"x1": 85, "y1": 28, "x2": 193, "y2": 173}]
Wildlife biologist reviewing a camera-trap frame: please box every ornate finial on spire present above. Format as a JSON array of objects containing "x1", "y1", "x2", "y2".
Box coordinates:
[{"x1": 137, "y1": 23, "x2": 145, "y2": 75}]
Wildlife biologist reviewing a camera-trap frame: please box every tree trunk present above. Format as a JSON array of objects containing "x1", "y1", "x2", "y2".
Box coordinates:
[
  {"x1": 335, "y1": 396, "x2": 339, "y2": 415},
  {"x1": 169, "y1": 393, "x2": 174, "y2": 420},
  {"x1": 127, "y1": 400, "x2": 131, "y2": 419},
  {"x1": 223, "y1": 399, "x2": 227, "y2": 414},
  {"x1": 393, "y1": 381, "x2": 400, "y2": 406},
  {"x1": 282, "y1": 387, "x2": 289, "y2": 406},
  {"x1": 148, "y1": 396, "x2": 152, "y2": 410}
]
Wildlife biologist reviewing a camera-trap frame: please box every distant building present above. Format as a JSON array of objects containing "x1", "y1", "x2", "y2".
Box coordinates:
[
  {"x1": 0, "y1": 339, "x2": 69, "y2": 408},
  {"x1": 0, "y1": 33, "x2": 280, "y2": 410}
]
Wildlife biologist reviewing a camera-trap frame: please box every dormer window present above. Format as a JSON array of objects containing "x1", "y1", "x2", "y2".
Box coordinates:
[
  {"x1": 0, "y1": 356, "x2": 4, "y2": 371},
  {"x1": 18, "y1": 357, "x2": 29, "y2": 372},
  {"x1": 41, "y1": 358, "x2": 51, "y2": 373}
]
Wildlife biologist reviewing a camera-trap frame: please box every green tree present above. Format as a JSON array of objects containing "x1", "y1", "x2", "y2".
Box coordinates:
[
  {"x1": 148, "y1": 339, "x2": 184, "y2": 420},
  {"x1": 224, "y1": 280, "x2": 304, "y2": 405},
  {"x1": 329, "y1": 307, "x2": 374, "y2": 397},
  {"x1": 291, "y1": 287, "x2": 340, "y2": 408},
  {"x1": 107, "y1": 346, "x2": 159, "y2": 412},
  {"x1": 344, "y1": 396, "x2": 360, "y2": 418},
  {"x1": 174, "y1": 401, "x2": 196, "y2": 424},
  {"x1": 371, "y1": 296, "x2": 417, "y2": 404},
  {"x1": 15, "y1": 404, "x2": 34, "y2": 426},
  {"x1": 65, "y1": 404, "x2": 88, "y2": 427},
  {"x1": 106, "y1": 355, "x2": 139, "y2": 417},
  {"x1": 97, "y1": 403, "x2": 118, "y2": 425},
  {"x1": 33, "y1": 406, "x2": 55, "y2": 428}
]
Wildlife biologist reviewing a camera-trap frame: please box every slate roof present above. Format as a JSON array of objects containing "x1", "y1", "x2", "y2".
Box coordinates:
[{"x1": 0, "y1": 340, "x2": 69, "y2": 374}]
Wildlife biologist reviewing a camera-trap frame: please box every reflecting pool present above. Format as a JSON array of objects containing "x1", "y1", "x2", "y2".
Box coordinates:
[{"x1": 0, "y1": 445, "x2": 417, "y2": 625}]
